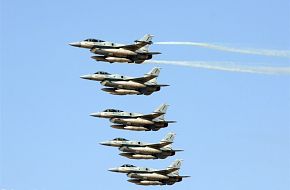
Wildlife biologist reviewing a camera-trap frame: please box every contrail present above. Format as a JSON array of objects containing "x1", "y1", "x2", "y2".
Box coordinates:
[
  {"x1": 145, "y1": 60, "x2": 290, "y2": 75},
  {"x1": 155, "y1": 42, "x2": 290, "y2": 58}
]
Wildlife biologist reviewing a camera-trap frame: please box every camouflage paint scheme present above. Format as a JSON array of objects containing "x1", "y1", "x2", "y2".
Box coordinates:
[
  {"x1": 90, "y1": 104, "x2": 176, "y2": 131},
  {"x1": 109, "y1": 160, "x2": 189, "y2": 186},
  {"x1": 100, "y1": 133, "x2": 183, "y2": 159},
  {"x1": 80, "y1": 67, "x2": 169, "y2": 96},
  {"x1": 69, "y1": 34, "x2": 161, "y2": 63}
]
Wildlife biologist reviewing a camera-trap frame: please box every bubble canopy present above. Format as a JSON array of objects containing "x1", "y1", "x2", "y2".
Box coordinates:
[{"x1": 84, "y1": 39, "x2": 105, "y2": 42}]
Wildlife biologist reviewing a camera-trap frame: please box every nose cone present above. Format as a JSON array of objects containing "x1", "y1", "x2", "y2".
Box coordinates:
[
  {"x1": 108, "y1": 168, "x2": 119, "y2": 172},
  {"x1": 99, "y1": 141, "x2": 111, "y2": 146},
  {"x1": 90, "y1": 112, "x2": 101, "y2": 117},
  {"x1": 69, "y1": 42, "x2": 81, "y2": 47},
  {"x1": 80, "y1": 74, "x2": 92, "y2": 80}
]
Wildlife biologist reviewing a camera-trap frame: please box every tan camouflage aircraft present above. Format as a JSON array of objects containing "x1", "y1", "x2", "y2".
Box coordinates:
[
  {"x1": 80, "y1": 67, "x2": 168, "y2": 95},
  {"x1": 69, "y1": 34, "x2": 160, "y2": 63},
  {"x1": 109, "y1": 160, "x2": 189, "y2": 186},
  {"x1": 90, "y1": 104, "x2": 176, "y2": 131},
  {"x1": 100, "y1": 132, "x2": 183, "y2": 159}
]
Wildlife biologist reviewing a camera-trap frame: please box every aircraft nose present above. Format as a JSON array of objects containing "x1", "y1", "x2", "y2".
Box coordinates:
[
  {"x1": 80, "y1": 74, "x2": 92, "y2": 80},
  {"x1": 90, "y1": 112, "x2": 101, "y2": 117},
  {"x1": 108, "y1": 168, "x2": 119, "y2": 172},
  {"x1": 99, "y1": 141, "x2": 110, "y2": 146},
  {"x1": 69, "y1": 42, "x2": 81, "y2": 47}
]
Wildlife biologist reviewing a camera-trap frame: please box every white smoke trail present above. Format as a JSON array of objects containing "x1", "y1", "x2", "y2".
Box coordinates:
[
  {"x1": 155, "y1": 42, "x2": 290, "y2": 58},
  {"x1": 145, "y1": 60, "x2": 290, "y2": 75}
]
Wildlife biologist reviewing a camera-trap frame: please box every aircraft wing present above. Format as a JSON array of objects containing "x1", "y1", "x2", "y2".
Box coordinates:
[
  {"x1": 145, "y1": 142, "x2": 172, "y2": 148},
  {"x1": 118, "y1": 42, "x2": 150, "y2": 51},
  {"x1": 124, "y1": 76, "x2": 157, "y2": 83},
  {"x1": 154, "y1": 168, "x2": 179, "y2": 175},
  {"x1": 138, "y1": 112, "x2": 164, "y2": 120}
]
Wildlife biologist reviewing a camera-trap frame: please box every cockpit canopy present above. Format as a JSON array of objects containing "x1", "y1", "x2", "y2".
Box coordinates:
[
  {"x1": 94, "y1": 71, "x2": 110, "y2": 75},
  {"x1": 121, "y1": 164, "x2": 135, "y2": 167},
  {"x1": 113, "y1": 138, "x2": 128, "y2": 141},
  {"x1": 103, "y1": 109, "x2": 123, "y2": 112},
  {"x1": 84, "y1": 38, "x2": 105, "y2": 42}
]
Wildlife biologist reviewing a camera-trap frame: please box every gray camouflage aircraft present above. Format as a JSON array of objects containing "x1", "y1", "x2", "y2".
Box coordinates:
[
  {"x1": 80, "y1": 67, "x2": 168, "y2": 95},
  {"x1": 109, "y1": 160, "x2": 189, "y2": 186},
  {"x1": 100, "y1": 132, "x2": 183, "y2": 159},
  {"x1": 90, "y1": 103, "x2": 175, "y2": 131},
  {"x1": 69, "y1": 34, "x2": 160, "y2": 63}
]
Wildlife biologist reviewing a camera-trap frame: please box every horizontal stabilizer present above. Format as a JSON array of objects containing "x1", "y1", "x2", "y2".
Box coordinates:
[
  {"x1": 141, "y1": 51, "x2": 161, "y2": 55},
  {"x1": 165, "y1": 120, "x2": 177, "y2": 123},
  {"x1": 134, "y1": 40, "x2": 153, "y2": 45},
  {"x1": 173, "y1": 149, "x2": 184, "y2": 152},
  {"x1": 158, "y1": 84, "x2": 170, "y2": 87}
]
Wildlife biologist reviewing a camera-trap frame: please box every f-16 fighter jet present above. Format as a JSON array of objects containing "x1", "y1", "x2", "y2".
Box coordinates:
[
  {"x1": 69, "y1": 34, "x2": 160, "y2": 63},
  {"x1": 90, "y1": 103, "x2": 175, "y2": 131},
  {"x1": 100, "y1": 132, "x2": 183, "y2": 159},
  {"x1": 109, "y1": 160, "x2": 189, "y2": 186},
  {"x1": 80, "y1": 67, "x2": 168, "y2": 95}
]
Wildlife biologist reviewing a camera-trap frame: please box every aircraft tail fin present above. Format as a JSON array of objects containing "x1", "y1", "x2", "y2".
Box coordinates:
[
  {"x1": 135, "y1": 34, "x2": 154, "y2": 44},
  {"x1": 121, "y1": 34, "x2": 156, "y2": 52},
  {"x1": 160, "y1": 132, "x2": 175, "y2": 144},
  {"x1": 145, "y1": 67, "x2": 160, "y2": 77},
  {"x1": 167, "y1": 159, "x2": 183, "y2": 170},
  {"x1": 153, "y1": 103, "x2": 168, "y2": 120},
  {"x1": 134, "y1": 34, "x2": 154, "y2": 52},
  {"x1": 154, "y1": 103, "x2": 168, "y2": 114}
]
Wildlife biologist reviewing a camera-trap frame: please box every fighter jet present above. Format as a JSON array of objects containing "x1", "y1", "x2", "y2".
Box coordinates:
[
  {"x1": 100, "y1": 132, "x2": 183, "y2": 159},
  {"x1": 109, "y1": 160, "x2": 189, "y2": 186},
  {"x1": 127, "y1": 170, "x2": 190, "y2": 186},
  {"x1": 80, "y1": 67, "x2": 168, "y2": 95},
  {"x1": 90, "y1": 103, "x2": 175, "y2": 131},
  {"x1": 69, "y1": 34, "x2": 160, "y2": 63}
]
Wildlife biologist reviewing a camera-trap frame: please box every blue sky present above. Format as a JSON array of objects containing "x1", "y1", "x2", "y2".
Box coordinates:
[{"x1": 1, "y1": 0, "x2": 290, "y2": 190}]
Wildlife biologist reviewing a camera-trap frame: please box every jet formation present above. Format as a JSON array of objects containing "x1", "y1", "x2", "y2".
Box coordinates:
[
  {"x1": 90, "y1": 103, "x2": 175, "y2": 131},
  {"x1": 100, "y1": 132, "x2": 183, "y2": 159},
  {"x1": 109, "y1": 160, "x2": 189, "y2": 186},
  {"x1": 69, "y1": 34, "x2": 160, "y2": 63},
  {"x1": 80, "y1": 67, "x2": 168, "y2": 95},
  {"x1": 70, "y1": 34, "x2": 189, "y2": 186}
]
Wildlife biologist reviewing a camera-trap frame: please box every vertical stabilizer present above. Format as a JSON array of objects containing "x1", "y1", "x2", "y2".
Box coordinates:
[
  {"x1": 160, "y1": 132, "x2": 175, "y2": 143},
  {"x1": 167, "y1": 159, "x2": 183, "y2": 170},
  {"x1": 145, "y1": 67, "x2": 160, "y2": 77}
]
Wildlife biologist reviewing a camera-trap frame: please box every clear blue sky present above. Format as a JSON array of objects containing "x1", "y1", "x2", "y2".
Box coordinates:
[{"x1": 1, "y1": 0, "x2": 290, "y2": 190}]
